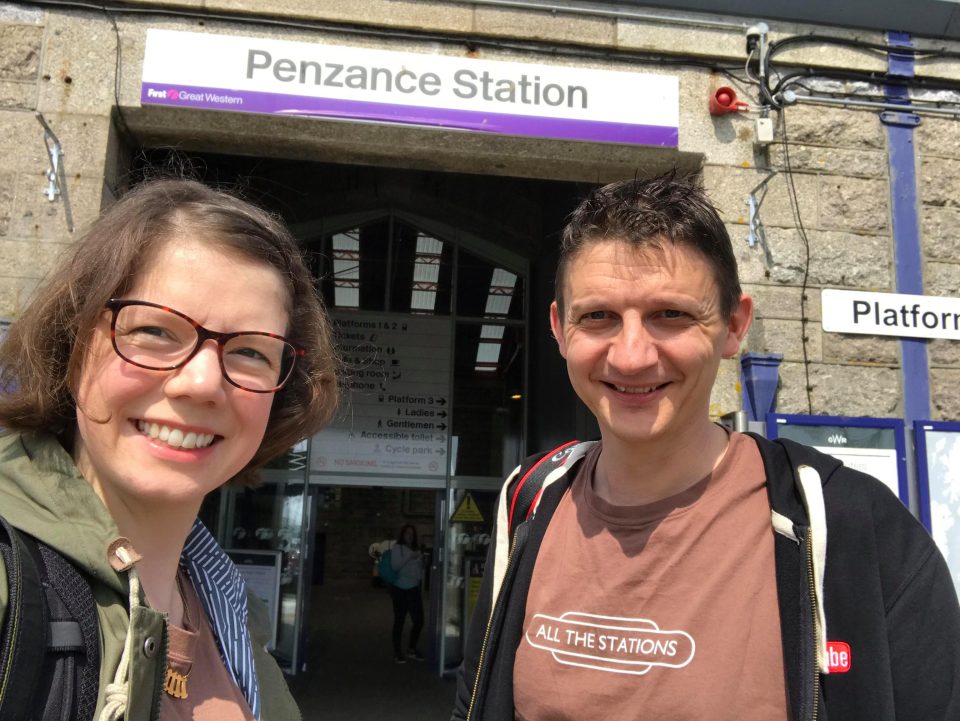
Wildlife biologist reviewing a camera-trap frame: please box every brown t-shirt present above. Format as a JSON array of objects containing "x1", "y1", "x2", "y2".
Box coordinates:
[
  {"x1": 160, "y1": 571, "x2": 255, "y2": 721},
  {"x1": 514, "y1": 432, "x2": 788, "y2": 721}
]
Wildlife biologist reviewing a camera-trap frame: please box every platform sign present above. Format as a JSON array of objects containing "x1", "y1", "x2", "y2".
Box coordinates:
[
  {"x1": 914, "y1": 421, "x2": 960, "y2": 597},
  {"x1": 822, "y1": 288, "x2": 960, "y2": 341},
  {"x1": 311, "y1": 312, "x2": 450, "y2": 482},
  {"x1": 767, "y1": 414, "x2": 909, "y2": 505}
]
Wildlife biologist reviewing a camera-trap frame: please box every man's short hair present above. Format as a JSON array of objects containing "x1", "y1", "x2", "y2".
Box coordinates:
[{"x1": 555, "y1": 173, "x2": 742, "y2": 319}]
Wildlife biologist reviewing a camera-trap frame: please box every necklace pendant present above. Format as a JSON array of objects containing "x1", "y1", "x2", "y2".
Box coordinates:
[{"x1": 164, "y1": 667, "x2": 189, "y2": 699}]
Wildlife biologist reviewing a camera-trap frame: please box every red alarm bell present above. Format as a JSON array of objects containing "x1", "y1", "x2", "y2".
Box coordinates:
[{"x1": 709, "y1": 86, "x2": 749, "y2": 116}]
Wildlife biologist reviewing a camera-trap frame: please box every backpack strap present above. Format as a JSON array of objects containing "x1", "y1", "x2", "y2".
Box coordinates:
[
  {"x1": 36, "y1": 542, "x2": 101, "y2": 721},
  {"x1": 0, "y1": 515, "x2": 49, "y2": 721},
  {"x1": 488, "y1": 440, "x2": 596, "y2": 609},
  {"x1": 506, "y1": 440, "x2": 594, "y2": 540},
  {"x1": 0, "y1": 518, "x2": 100, "y2": 721}
]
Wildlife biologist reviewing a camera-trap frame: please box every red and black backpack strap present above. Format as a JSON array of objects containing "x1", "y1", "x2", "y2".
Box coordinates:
[{"x1": 506, "y1": 440, "x2": 592, "y2": 539}]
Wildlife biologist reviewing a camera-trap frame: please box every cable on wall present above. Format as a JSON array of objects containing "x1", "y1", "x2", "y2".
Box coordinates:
[
  {"x1": 776, "y1": 109, "x2": 814, "y2": 415},
  {"x1": 760, "y1": 34, "x2": 960, "y2": 113},
  {"x1": 100, "y1": 5, "x2": 139, "y2": 153}
]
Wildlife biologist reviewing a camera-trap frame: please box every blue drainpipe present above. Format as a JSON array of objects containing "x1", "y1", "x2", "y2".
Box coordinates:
[
  {"x1": 883, "y1": 31, "x2": 930, "y2": 424},
  {"x1": 741, "y1": 352, "x2": 783, "y2": 423}
]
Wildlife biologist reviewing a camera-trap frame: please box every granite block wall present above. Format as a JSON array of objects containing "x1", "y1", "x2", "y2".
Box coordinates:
[{"x1": 0, "y1": 0, "x2": 958, "y2": 422}]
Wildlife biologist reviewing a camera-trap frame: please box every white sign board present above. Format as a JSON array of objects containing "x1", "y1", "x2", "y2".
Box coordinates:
[
  {"x1": 822, "y1": 288, "x2": 960, "y2": 341},
  {"x1": 312, "y1": 312, "x2": 450, "y2": 479},
  {"x1": 809, "y1": 446, "x2": 901, "y2": 498},
  {"x1": 226, "y1": 550, "x2": 282, "y2": 650},
  {"x1": 917, "y1": 428, "x2": 960, "y2": 596},
  {"x1": 140, "y1": 29, "x2": 679, "y2": 146},
  {"x1": 771, "y1": 416, "x2": 907, "y2": 503}
]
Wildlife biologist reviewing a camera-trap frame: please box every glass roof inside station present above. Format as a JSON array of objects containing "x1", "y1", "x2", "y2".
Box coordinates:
[{"x1": 317, "y1": 214, "x2": 524, "y2": 376}]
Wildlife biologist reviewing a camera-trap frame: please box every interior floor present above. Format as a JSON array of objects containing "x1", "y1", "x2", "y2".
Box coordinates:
[{"x1": 289, "y1": 576, "x2": 457, "y2": 720}]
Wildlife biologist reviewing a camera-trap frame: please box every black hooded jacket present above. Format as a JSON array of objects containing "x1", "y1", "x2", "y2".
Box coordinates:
[{"x1": 453, "y1": 434, "x2": 960, "y2": 721}]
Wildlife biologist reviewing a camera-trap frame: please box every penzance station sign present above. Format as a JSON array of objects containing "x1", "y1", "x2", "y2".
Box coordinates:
[{"x1": 140, "y1": 29, "x2": 679, "y2": 147}]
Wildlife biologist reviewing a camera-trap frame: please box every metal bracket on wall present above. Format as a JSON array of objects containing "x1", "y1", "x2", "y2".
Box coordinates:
[
  {"x1": 879, "y1": 111, "x2": 921, "y2": 128},
  {"x1": 747, "y1": 169, "x2": 777, "y2": 268},
  {"x1": 36, "y1": 112, "x2": 74, "y2": 233}
]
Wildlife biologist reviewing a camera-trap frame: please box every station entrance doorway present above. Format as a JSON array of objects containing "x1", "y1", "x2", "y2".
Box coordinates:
[
  {"x1": 174, "y1": 150, "x2": 585, "y2": 715},
  {"x1": 203, "y1": 478, "x2": 498, "y2": 716}
]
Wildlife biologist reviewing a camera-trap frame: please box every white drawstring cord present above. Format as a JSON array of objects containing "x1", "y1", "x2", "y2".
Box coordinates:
[
  {"x1": 798, "y1": 464, "x2": 830, "y2": 674},
  {"x1": 97, "y1": 553, "x2": 141, "y2": 721}
]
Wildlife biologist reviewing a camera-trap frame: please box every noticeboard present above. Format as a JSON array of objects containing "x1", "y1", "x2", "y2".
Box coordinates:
[
  {"x1": 226, "y1": 549, "x2": 282, "y2": 650},
  {"x1": 766, "y1": 414, "x2": 909, "y2": 505},
  {"x1": 913, "y1": 421, "x2": 960, "y2": 597}
]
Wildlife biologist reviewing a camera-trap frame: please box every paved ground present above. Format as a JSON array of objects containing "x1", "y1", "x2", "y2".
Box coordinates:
[{"x1": 288, "y1": 577, "x2": 457, "y2": 721}]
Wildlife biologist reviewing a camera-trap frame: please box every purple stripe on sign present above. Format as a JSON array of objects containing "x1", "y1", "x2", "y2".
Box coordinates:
[{"x1": 141, "y1": 84, "x2": 678, "y2": 147}]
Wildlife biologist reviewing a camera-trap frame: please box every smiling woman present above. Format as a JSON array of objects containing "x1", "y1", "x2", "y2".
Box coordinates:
[{"x1": 0, "y1": 179, "x2": 340, "y2": 721}]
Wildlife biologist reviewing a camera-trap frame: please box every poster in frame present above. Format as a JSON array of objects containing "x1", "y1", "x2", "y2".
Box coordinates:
[
  {"x1": 766, "y1": 413, "x2": 909, "y2": 506},
  {"x1": 912, "y1": 420, "x2": 960, "y2": 595},
  {"x1": 226, "y1": 549, "x2": 282, "y2": 650}
]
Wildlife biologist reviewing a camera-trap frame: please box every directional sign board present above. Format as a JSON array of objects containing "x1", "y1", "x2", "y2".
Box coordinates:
[{"x1": 311, "y1": 312, "x2": 451, "y2": 481}]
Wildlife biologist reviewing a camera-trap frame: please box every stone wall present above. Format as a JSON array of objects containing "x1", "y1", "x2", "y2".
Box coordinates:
[
  {"x1": 0, "y1": 5, "x2": 115, "y2": 317},
  {"x1": 720, "y1": 100, "x2": 960, "y2": 420},
  {"x1": 712, "y1": 104, "x2": 905, "y2": 418},
  {"x1": 1, "y1": 0, "x2": 959, "y2": 422},
  {"x1": 918, "y1": 117, "x2": 960, "y2": 419}
]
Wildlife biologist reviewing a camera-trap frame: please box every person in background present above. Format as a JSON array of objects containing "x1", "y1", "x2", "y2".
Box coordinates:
[
  {"x1": 390, "y1": 524, "x2": 425, "y2": 663},
  {"x1": 0, "y1": 178, "x2": 339, "y2": 720}
]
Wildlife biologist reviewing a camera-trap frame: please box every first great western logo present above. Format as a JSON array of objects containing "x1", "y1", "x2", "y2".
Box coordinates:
[{"x1": 145, "y1": 87, "x2": 244, "y2": 106}]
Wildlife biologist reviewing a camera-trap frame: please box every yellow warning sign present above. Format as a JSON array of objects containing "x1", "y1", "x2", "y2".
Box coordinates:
[{"x1": 451, "y1": 492, "x2": 484, "y2": 523}]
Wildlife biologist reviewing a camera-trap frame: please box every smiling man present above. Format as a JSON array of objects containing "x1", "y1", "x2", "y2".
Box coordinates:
[{"x1": 453, "y1": 174, "x2": 960, "y2": 721}]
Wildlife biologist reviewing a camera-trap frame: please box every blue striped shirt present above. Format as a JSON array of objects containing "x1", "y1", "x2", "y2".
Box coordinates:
[{"x1": 181, "y1": 519, "x2": 261, "y2": 719}]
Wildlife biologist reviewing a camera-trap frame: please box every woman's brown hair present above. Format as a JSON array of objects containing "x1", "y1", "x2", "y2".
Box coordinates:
[{"x1": 0, "y1": 178, "x2": 339, "y2": 483}]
